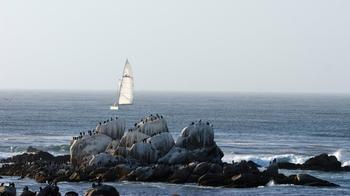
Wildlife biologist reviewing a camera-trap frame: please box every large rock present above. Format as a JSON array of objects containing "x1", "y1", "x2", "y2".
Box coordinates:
[
  {"x1": 168, "y1": 165, "x2": 195, "y2": 183},
  {"x1": 70, "y1": 134, "x2": 112, "y2": 166},
  {"x1": 158, "y1": 147, "x2": 192, "y2": 164},
  {"x1": 175, "y1": 121, "x2": 214, "y2": 150},
  {"x1": 198, "y1": 173, "x2": 226, "y2": 187},
  {"x1": 119, "y1": 131, "x2": 150, "y2": 148},
  {"x1": 88, "y1": 153, "x2": 125, "y2": 167},
  {"x1": 303, "y1": 153, "x2": 342, "y2": 171},
  {"x1": 227, "y1": 173, "x2": 263, "y2": 188},
  {"x1": 146, "y1": 132, "x2": 174, "y2": 157},
  {"x1": 96, "y1": 118, "x2": 125, "y2": 140},
  {"x1": 129, "y1": 143, "x2": 158, "y2": 163},
  {"x1": 291, "y1": 174, "x2": 339, "y2": 187},
  {"x1": 134, "y1": 115, "x2": 169, "y2": 136},
  {"x1": 85, "y1": 184, "x2": 119, "y2": 196}
]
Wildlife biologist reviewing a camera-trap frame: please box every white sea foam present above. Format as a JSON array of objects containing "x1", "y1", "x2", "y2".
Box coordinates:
[
  {"x1": 222, "y1": 153, "x2": 310, "y2": 167},
  {"x1": 330, "y1": 149, "x2": 350, "y2": 167}
]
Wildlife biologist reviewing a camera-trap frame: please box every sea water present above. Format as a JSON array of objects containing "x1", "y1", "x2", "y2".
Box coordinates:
[{"x1": 0, "y1": 90, "x2": 350, "y2": 195}]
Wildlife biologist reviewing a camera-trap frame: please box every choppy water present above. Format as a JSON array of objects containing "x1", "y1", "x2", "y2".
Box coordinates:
[{"x1": 0, "y1": 90, "x2": 350, "y2": 195}]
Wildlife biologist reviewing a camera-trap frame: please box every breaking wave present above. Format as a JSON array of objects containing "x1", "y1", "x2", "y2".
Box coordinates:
[{"x1": 223, "y1": 149, "x2": 350, "y2": 167}]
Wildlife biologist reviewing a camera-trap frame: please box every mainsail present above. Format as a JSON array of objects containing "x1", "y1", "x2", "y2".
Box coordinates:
[{"x1": 110, "y1": 59, "x2": 134, "y2": 110}]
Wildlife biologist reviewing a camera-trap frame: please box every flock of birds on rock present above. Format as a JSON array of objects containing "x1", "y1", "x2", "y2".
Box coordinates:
[
  {"x1": 127, "y1": 114, "x2": 163, "y2": 133},
  {"x1": 72, "y1": 117, "x2": 120, "y2": 141},
  {"x1": 190, "y1": 119, "x2": 213, "y2": 127},
  {"x1": 71, "y1": 115, "x2": 213, "y2": 142}
]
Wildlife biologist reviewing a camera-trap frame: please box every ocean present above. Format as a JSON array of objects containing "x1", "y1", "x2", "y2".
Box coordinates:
[{"x1": 0, "y1": 90, "x2": 350, "y2": 195}]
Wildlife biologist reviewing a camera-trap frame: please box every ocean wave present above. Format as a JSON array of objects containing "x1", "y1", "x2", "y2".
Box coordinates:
[
  {"x1": 223, "y1": 149, "x2": 350, "y2": 167},
  {"x1": 0, "y1": 144, "x2": 70, "y2": 160},
  {"x1": 331, "y1": 149, "x2": 350, "y2": 167},
  {"x1": 222, "y1": 153, "x2": 310, "y2": 167}
]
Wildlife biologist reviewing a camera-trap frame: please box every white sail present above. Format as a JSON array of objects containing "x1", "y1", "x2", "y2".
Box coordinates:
[{"x1": 111, "y1": 59, "x2": 134, "y2": 110}]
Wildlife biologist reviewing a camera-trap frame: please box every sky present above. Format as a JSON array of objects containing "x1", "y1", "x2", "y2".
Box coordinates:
[{"x1": 0, "y1": 0, "x2": 349, "y2": 93}]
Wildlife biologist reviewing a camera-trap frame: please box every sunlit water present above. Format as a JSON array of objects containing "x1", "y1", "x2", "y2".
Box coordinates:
[{"x1": 0, "y1": 90, "x2": 350, "y2": 195}]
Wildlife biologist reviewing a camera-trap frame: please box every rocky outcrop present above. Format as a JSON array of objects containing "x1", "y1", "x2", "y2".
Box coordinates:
[
  {"x1": 70, "y1": 134, "x2": 112, "y2": 166},
  {"x1": 277, "y1": 153, "x2": 350, "y2": 172},
  {"x1": 0, "y1": 115, "x2": 343, "y2": 190},
  {"x1": 158, "y1": 121, "x2": 223, "y2": 165},
  {"x1": 176, "y1": 121, "x2": 214, "y2": 150},
  {"x1": 95, "y1": 118, "x2": 125, "y2": 140}
]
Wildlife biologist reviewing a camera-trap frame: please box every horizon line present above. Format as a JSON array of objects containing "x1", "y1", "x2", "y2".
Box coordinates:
[{"x1": 0, "y1": 88, "x2": 350, "y2": 96}]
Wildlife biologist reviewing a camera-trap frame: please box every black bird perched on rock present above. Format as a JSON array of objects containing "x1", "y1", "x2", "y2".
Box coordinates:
[
  {"x1": 206, "y1": 122, "x2": 210, "y2": 125},
  {"x1": 111, "y1": 117, "x2": 113, "y2": 121},
  {"x1": 191, "y1": 122, "x2": 194, "y2": 125},
  {"x1": 103, "y1": 121, "x2": 106, "y2": 124},
  {"x1": 115, "y1": 117, "x2": 118, "y2": 120},
  {"x1": 99, "y1": 122, "x2": 102, "y2": 125},
  {"x1": 134, "y1": 123, "x2": 137, "y2": 127}
]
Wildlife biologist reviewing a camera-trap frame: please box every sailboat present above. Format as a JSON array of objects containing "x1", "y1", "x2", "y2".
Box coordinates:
[{"x1": 110, "y1": 59, "x2": 134, "y2": 110}]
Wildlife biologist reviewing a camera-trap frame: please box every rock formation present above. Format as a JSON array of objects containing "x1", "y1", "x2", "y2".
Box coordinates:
[
  {"x1": 96, "y1": 118, "x2": 125, "y2": 140},
  {"x1": 0, "y1": 115, "x2": 344, "y2": 190},
  {"x1": 70, "y1": 134, "x2": 112, "y2": 166},
  {"x1": 277, "y1": 153, "x2": 350, "y2": 172}
]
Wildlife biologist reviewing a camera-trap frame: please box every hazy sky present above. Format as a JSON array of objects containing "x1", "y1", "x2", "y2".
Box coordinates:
[{"x1": 1, "y1": 1, "x2": 349, "y2": 93}]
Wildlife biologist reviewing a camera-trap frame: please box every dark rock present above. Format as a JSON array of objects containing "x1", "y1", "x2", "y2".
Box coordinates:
[
  {"x1": 35, "y1": 171, "x2": 49, "y2": 183},
  {"x1": 277, "y1": 162, "x2": 302, "y2": 170},
  {"x1": 27, "y1": 146, "x2": 40, "y2": 153},
  {"x1": 291, "y1": 174, "x2": 339, "y2": 187},
  {"x1": 100, "y1": 168, "x2": 118, "y2": 181},
  {"x1": 65, "y1": 191, "x2": 79, "y2": 196},
  {"x1": 114, "y1": 164, "x2": 134, "y2": 180},
  {"x1": 271, "y1": 173, "x2": 291, "y2": 185},
  {"x1": 85, "y1": 184, "x2": 119, "y2": 196},
  {"x1": 1, "y1": 151, "x2": 55, "y2": 164},
  {"x1": 226, "y1": 173, "x2": 263, "y2": 188},
  {"x1": 148, "y1": 164, "x2": 172, "y2": 181},
  {"x1": 20, "y1": 186, "x2": 36, "y2": 196},
  {"x1": 198, "y1": 173, "x2": 226, "y2": 187},
  {"x1": 343, "y1": 165, "x2": 350, "y2": 171},
  {"x1": 263, "y1": 163, "x2": 278, "y2": 178},
  {"x1": 303, "y1": 153, "x2": 342, "y2": 171},
  {"x1": 129, "y1": 167, "x2": 154, "y2": 181},
  {"x1": 209, "y1": 163, "x2": 222, "y2": 173},
  {"x1": 37, "y1": 184, "x2": 60, "y2": 196},
  {"x1": 168, "y1": 165, "x2": 194, "y2": 183},
  {"x1": 193, "y1": 162, "x2": 210, "y2": 176}
]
